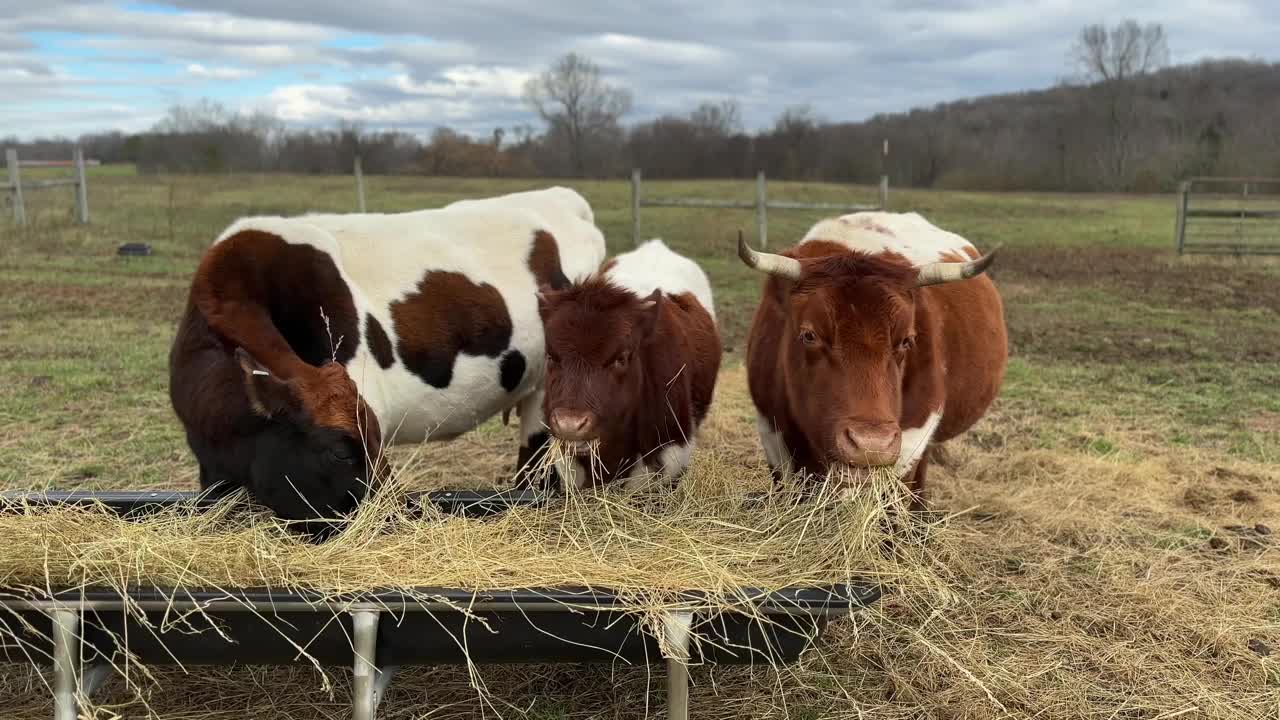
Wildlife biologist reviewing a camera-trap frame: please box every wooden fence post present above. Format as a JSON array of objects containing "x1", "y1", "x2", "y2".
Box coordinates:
[
  {"x1": 756, "y1": 171, "x2": 767, "y2": 248},
  {"x1": 879, "y1": 175, "x2": 889, "y2": 211},
  {"x1": 354, "y1": 155, "x2": 366, "y2": 212},
  {"x1": 631, "y1": 168, "x2": 642, "y2": 247},
  {"x1": 73, "y1": 147, "x2": 89, "y2": 224},
  {"x1": 1174, "y1": 180, "x2": 1189, "y2": 255},
  {"x1": 5, "y1": 148, "x2": 24, "y2": 226}
]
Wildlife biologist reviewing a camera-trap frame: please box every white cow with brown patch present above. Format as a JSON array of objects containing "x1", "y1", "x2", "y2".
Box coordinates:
[{"x1": 169, "y1": 188, "x2": 604, "y2": 530}]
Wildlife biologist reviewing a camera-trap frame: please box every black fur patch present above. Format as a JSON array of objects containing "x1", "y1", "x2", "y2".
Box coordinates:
[
  {"x1": 365, "y1": 313, "x2": 395, "y2": 369},
  {"x1": 499, "y1": 350, "x2": 526, "y2": 393}
]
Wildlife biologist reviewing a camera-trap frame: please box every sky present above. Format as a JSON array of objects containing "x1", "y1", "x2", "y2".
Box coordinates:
[{"x1": 2, "y1": 0, "x2": 1277, "y2": 139}]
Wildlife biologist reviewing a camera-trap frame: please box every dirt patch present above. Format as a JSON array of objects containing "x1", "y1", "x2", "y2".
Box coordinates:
[
  {"x1": 995, "y1": 246, "x2": 1280, "y2": 363},
  {"x1": 995, "y1": 245, "x2": 1280, "y2": 314}
]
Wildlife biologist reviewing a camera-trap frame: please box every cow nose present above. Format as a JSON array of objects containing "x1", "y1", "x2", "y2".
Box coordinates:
[
  {"x1": 836, "y1": 422, "x2": 901, "y2": 467},
  {"x1": 550, "y1": 409, "x2": 597, "y2": 441}
]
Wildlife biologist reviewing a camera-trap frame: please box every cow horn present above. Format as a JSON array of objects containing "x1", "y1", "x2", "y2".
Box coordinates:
[
  {"x1": 737, "y1": 230, "x2": 802, "y2": 280},
  {"x1": 914, "y1": 245, "x2": 1001, "y2": 287}
]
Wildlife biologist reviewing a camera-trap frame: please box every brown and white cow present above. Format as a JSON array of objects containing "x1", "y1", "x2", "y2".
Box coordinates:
[
  {"x1": 169, "y1": 188, "x2": 604, "y2": 529},
  {"x1": 738, "y1": 211, "x2": 1007, "y2": 505},
  {"x1": 536, "y1": 239, "x2": 721, "y2": 490}
]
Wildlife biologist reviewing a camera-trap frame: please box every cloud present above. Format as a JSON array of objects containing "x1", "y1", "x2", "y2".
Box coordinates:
[
  {"x1": 186, "y1": 63, "x2": 255, "y2": 80},
  {"x1": 2, "y1": 0, "x2": 1279, "y2": 138}
]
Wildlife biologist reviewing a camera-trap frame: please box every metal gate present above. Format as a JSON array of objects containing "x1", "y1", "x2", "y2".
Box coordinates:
[{"x1": 1175, "y1": 176, "x2": 1280, "y2": 255}]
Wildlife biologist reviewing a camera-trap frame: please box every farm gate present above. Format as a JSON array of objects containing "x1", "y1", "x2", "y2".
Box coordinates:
[
  {"x1": 4, "y1": 148, "x2": 92, "y2": 226},
  {"x1": 1175, "y1": 177, "x2": 1280, "y2": 255},
  {"x1": 630, "y1": 170, "x2": 889, "y2": 248}
]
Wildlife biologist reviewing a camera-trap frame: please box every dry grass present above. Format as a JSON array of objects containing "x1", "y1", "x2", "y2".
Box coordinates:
[{"x1": 2, "y1": 368, "x2": 1278, "y2": 719}]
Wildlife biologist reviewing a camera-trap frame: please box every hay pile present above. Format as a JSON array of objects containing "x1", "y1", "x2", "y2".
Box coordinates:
[
  {"x1": 1, "y1": 367, "x2": 1276, "y2": 719},
  {"x1": 0, "y1": 459, "x2": 923, "y2": 604}
]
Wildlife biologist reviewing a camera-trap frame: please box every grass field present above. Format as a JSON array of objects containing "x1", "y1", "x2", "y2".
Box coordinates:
[{"x1": 1, "y1": 170, "x2": 1278, "y2": 718}]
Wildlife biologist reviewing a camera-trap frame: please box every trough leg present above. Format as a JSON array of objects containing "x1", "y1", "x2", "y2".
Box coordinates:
[
  {"x1": 663, "y1": 612, "x2": 694, "y2": 720},
  {"x1": 351, "y1": 610, "x2": 381, "y2": 720},
  {"x1": 49, "y1": 609, "x2": 79, "y2": 720}
]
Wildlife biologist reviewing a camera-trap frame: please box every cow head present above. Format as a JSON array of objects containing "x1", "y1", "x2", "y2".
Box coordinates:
[
  {"x1": 537, "y1": 280, "x2": 662, "y2": 449},
  {"x1": 235, "y1": 348, "x2": 383, "y2": 526},
  {"x1": 738, "y1": 232, "x2": 996, "y2": 470}
]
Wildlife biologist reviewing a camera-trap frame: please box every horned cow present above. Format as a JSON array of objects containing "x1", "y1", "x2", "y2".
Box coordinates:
[
  {"x1": 536, "y1": 239, "x2": 722, "y2": 490},
  {"x1": 169, "y1": 188, "x2": 605, "y2": 530},
  {"x1": 738, "y1": 211, "x2": 1007, "y2": 506}
]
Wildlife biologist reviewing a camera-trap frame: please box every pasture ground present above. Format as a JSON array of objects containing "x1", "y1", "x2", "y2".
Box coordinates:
[{"x1": 1, "y1": 170, "x2": 1278, "y2": 718}]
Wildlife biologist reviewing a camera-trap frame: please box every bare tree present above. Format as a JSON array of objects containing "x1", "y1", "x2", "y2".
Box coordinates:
[
  {"x1": 1073, "y1": 21, "x2": 1169, "y2": 82},
  {"x1": 524, "y1": 52, "x2": 632, "y2": 176},
  {"x1": 689, "y1": 100, "x2": 743, "y2": 137},
  {"x1": 1072, "y1": 20, "x2": 1169, "y2": 188}
]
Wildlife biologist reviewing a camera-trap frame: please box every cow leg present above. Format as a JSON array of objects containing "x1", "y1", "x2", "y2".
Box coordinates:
[
  {"x1": 620, "y1": 442, "x2": 693, "y2": 493},
  {"x1": 755, "y1": 414, "x2": 794, "y2": 488},
  {"x1": 513, "y1": 389, "x2": 560, "y2": 491}
]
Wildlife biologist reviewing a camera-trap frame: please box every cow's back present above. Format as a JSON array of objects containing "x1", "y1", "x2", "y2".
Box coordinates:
[
  {"x1": 801, "y1": 211, "x2": 976, "y2": 266},
  {"x1": 604, "y1": 239, "x2": 716, "y2": 321}
]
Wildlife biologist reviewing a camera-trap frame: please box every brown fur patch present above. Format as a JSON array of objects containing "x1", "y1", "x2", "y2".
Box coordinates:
[
  {"x1": 176, "y1": 229, "x2": 365, "y2": 440},
  {"x1": 390, "y1": 271, "x2": 513, "y2": 389},
  {"x1": 528, "y1": 230, "x2": 570, "y2": 290}
]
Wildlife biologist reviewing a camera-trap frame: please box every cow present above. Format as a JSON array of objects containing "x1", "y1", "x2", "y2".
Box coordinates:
[
  {"x1": 736, "y1": 211, "x2": 1007, "y2": 506},
  {"x1": 536, "y1": 238, "x2": 722, "y2": 490},
  {"x1": 168, "y1": 187, "x2": 605, "y2": 530}
]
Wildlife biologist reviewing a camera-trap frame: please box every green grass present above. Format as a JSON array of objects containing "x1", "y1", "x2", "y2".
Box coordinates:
[{"x1": 0, "y1": 173, "x2": 1277, "y2": 489}]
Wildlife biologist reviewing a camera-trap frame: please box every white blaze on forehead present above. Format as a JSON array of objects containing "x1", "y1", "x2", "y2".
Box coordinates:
[
  {"x1": 800, "y1": 211, "x2": 976, "y2": 266},
  {"x1": 894, "y1": 410, "x2": 943, "y2": 476}
]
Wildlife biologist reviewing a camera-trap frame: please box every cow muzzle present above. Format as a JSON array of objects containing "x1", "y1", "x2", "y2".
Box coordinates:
[
  {"x1": 835, "y1": 421, "x2": 901, "y2": 467},
  {"x1": 549, "y1": 408, "x2": 599, "y2": 442}
]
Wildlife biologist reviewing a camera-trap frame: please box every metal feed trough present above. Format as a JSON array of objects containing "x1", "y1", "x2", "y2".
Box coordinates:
[{"x1": 0, "y1": 490, "x2": 880, "y2": 720}]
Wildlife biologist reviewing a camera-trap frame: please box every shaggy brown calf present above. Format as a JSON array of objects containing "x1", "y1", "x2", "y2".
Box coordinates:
[{"x1": 536, "y1": 239, "x2": 721, "y2": 489}]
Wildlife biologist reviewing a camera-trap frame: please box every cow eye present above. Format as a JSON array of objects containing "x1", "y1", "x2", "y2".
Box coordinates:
[
  {"x1": 546, "y1": 353, "x2": 559, "y2": 366},
  {"x1": 799, "y1": 329, "x2": 818, "y2": 346},
  {"x1": 610, "y1": 351, "x2": 630, "y2": 369},
  {"x1": 897, "y1": 336, "x2": 916, "y2": 353},
  {"x1": 329, "y1": 446, "x2": 355, "y2": 464}
]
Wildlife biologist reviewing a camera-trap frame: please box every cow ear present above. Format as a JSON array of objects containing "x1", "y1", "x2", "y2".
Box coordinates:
[
  {"x1": 635, "y1": 289, "x2": 664, "y2": 338},
  {"x1": 235, "y1": 348, "x2": 297, "y2": 418}
]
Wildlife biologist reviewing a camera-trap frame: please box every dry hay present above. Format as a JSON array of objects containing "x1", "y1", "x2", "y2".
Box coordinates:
[{"x1": 1, "y1": 367, "x2": 1278, "y2": 719}]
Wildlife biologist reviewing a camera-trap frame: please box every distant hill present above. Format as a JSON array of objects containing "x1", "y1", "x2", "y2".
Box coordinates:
[
  {"x1": 6, "y1": 58, "x2": 1277, "y2": 193},
  {"x1": 837, "y1": 59, "x2": 1280, "y2": 192}
]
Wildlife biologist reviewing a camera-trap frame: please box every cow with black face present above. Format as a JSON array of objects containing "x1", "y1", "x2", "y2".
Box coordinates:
[
  {"x1": 738, "y1": 212, "x2": 1007, "y2": 507},
  {"x1": 169, "y1": 188, "x2": 605, "y2": 533}
]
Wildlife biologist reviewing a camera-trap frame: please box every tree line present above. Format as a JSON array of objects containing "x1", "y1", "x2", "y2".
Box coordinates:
[{"x1": 6, "y1": 21, "x2": 1279, "y2": 192}]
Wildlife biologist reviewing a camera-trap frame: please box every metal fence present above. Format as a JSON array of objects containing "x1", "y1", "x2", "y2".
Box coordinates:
[
  {"x1": 1175, "y1": 176, "x2": 1280, "y2": 255},
  {"x1": 630, "y1": 170, "x2": 889, "y2": 248},
  {"x1": 4, "y1": 148, "x2": 92, "y2": 225}
]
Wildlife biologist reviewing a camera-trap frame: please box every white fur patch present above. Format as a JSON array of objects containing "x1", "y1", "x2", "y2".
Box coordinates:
[
  {"x1": 756, "y1": 414, "x2": 794, "y2": 479},
  {"x1": 656, "y1": 442, "x2": 694, "y2": 480},
  {"x1": 604, "y1": 238, "x2": 716, "y2": 322},
  {"x1": 895, "y1": 410, "x2": 943, "y2": 476},
  {"x1": 801, "y1": 211, "x2": 976, "y2": 266}
]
